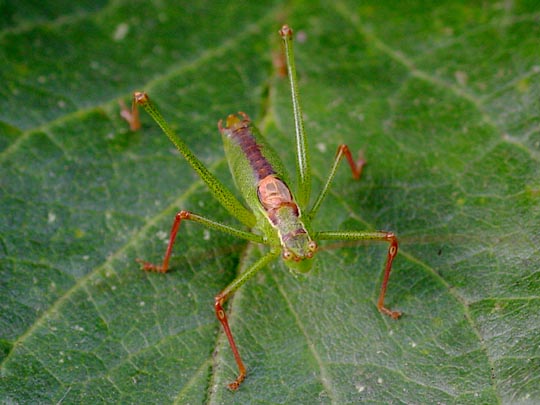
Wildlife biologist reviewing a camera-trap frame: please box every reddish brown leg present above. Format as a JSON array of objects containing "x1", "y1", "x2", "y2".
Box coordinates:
[
  {"x1": 316, "y1": 230, "x2": 401, "y2": 319},
  {"x1": 377, "y1": 232, "x2": 401, "y2": 319},
  {"x1": 308, "y1": 144, "x2": 366, "y2": 219},
  {"x1": 119, "y1": 98, "x2": 141, "y2": 131},
  {"x1": 137, "y1": 210, "x2": 265, "y2": 273},
  {"x1": 338, "y1": 144, "x2": 366, "y2": 180},
  {"x1": 213, "y1": 250, "x2": 280, "y2": 390},
  {"x1": 136, "y1": 211, "x2": 187, "y2": 272},
  {"x1": 215, "y1": 293, "x2": 246, "y2": 390}
]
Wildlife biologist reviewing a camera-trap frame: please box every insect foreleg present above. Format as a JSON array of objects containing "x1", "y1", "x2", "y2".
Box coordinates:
[
  {"x1": 315, "y1": 230, "x2": 400, "y2": 319},
  {"x1": 215, "y1": 249, "x2": 280, "y2": 390},
  {"x1": 137, "y1": 210, "x2": 265, "y2": 273}
]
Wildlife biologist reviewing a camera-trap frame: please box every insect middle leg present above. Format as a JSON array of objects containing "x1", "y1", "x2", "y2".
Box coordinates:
[
  {"x1": 316, "y1": 230, "x2": 401, "y2": 319},
  {"x1": 137, "y1": 210, "x2": 264, "y2": 272},
  {"x1": 308, "y1": 144, "x2": 366, "y2": 219}
]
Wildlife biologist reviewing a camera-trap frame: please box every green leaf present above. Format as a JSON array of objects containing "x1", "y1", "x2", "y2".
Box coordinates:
[{"x1": 1, "y1": 1, "x2": 539, "y2": 403}]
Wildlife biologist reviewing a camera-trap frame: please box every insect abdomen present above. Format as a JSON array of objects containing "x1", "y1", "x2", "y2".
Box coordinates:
[{"x1": 219, "y1": 113, "x2": 275, "y2": 181}]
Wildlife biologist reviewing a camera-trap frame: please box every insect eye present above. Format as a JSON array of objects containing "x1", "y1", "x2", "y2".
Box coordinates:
[
  {"x1": 282, "y1": 250, "x2": 293, "y2": 260},
  {"x1": 305, "y1": 251, "x2": 314, "y2": 259},
  {"x1": 308, "y1": 241, "x2": 317, "y2": 252}
]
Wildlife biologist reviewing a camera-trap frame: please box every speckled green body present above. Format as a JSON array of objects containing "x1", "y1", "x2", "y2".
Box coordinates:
[{"x1": 219, "y1": 113, "x2": 316, "y2": 272}]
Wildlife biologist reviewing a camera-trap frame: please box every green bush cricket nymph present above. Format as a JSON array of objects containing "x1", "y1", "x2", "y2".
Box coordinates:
[{"x1": 129, "y1": 25, "x2": 400, "y2": 390}]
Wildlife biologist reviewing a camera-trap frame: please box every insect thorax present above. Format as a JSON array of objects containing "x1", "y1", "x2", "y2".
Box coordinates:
[{"x1": 257, "y1": 175, "x2": 316, "y2": 268}]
